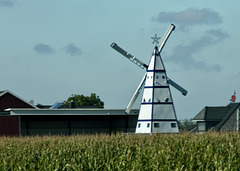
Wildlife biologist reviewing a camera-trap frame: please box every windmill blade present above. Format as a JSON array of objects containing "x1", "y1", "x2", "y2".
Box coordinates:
[
  {"x1": 167, "y1": 77, "x2": 188, "y2": 96},
  {"x1": 159, "y1": 24, "x2": 175, "y2": 53},
  {"x1": 111, "y1": 43, "x2": 148, "y2": 69},
  {"x1": 125, "y1": 73, "x2": 147, "y2": 114}
]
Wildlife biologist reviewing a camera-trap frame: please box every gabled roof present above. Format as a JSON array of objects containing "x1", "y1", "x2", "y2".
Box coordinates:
[
  {"x1": 214, "y1": 103, "x2": 240, "y2": 131},
  {"x1": 0, "y1": 90, "x2": 38, "y2": 109},
  {"x1": 193, "y1": 105, "x2": 229, "y2": 121},
  {"x1": 0, "y1": 91, "x2": 6, "y2": 94}
]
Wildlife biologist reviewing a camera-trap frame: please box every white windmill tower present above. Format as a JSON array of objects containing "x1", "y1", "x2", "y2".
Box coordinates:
[{"x1": 111, "y1": 24, "x2": 187, "y2": 133}]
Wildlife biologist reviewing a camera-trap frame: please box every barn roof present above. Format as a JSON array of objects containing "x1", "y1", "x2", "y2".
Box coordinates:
[
  {"x1": 5, "y1": 108, "x2": 139, "y2": 116},
  {"x1": 0, "y1": 90, "x2": 38, "y2": 109}
]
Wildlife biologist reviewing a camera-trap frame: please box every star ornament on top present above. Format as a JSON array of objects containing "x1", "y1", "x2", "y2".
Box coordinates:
[{"x1": 151, "y1": 34, "x2": 161, "y2": 45}]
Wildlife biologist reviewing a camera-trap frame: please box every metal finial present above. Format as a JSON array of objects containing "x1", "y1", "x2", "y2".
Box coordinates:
[{"x1": 151, "y1": 34, "x2": 161, "y2": 45}]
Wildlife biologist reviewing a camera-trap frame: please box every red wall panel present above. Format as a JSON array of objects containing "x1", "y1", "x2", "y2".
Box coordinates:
[
  {"x1": 0, "y1": 93, "x2": 33, "y2": 111},
  {"x1": 0, "y1": 116, "x2": 19, "y2": 136}
]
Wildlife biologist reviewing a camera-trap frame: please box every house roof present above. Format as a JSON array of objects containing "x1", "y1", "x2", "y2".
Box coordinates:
[
  {"x1": 193, "y1": 103, "x2": 240, "y2": 131},
  {"x1": 193, "y1": 105, "x2": 229, "y2": 121},
  {"x1": 214, "y1": 103, "x2": 240, "y2": 131},
  {"x1": 193, "y1": 103, "x2": 240, "y2": 122},
  {"x1": 0, "y1": 90, "x2": 38, "y2": 109}
]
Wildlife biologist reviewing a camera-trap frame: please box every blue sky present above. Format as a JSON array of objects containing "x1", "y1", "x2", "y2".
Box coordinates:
[{"x1": 1, "y1": 0, "x2": 240, "y2": 119}]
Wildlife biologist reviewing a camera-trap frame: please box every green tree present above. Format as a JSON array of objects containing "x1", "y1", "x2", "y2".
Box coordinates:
[
  {"x1": 178, "y1": 118, "x2": 197, "y2": 132},
  {"x1": 62, "y1": 93, "x2": 104, "y2": 108}
]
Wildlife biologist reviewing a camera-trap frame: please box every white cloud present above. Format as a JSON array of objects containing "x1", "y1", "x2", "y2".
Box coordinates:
[
  {"x1": 152, "y1": 8, "x2": 222, "y2": 28},
  {"x1": 166, "y1": 29, "x2": 229, "y2": 72}
]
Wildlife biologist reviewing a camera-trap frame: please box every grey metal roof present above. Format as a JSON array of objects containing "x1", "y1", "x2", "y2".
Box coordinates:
[
  {"x1": 193, "y1": 106, "x2": 228, "y2": 121},
  {"x1": 205, "y1": 106, "x2": 229, "y2": 120},
  {"x1": 214, "y1": 103, "x2": 240, "y2": 131},
  {"x1": 193, "y1": 103, "x2": 240, "y2": 121},
  {"x1": 6, "y1": 108, "x2": 139, "y2": 116},
  {"x1": 193, "y1": 107, "x2": 206, "y2": 121}
]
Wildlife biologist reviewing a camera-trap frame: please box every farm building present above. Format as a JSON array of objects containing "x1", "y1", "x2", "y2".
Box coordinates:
[
  {"x1": 0, "y1": 90, "x2": 139, "y2": 136},
  {"x1": 0, "y1": 90, "x2": 37, "y2": 112},
  {"x1": 6, "y1": 108, "x2": 138, "y2": 136},
  {"x1": 193, "y1": 103, "x2": 240, "y2": 132},
  {"x1": 0, "y1": 90, "x2": 38, "y2": 136}
]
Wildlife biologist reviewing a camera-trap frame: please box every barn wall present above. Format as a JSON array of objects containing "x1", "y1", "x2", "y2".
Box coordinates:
[
  {"x1": 71, "y1": 120, "x2": 110, "y2": 135},
  {"x1": 0, "y1": 116, "x2": 19, "y2": 136},
  {"x1": 20, "y1": 115, "x2": 138, "y2": 136},
  {"x1": 22, "y1": 120, "x2": 69, "y2": 136},
  {"x1": 127, "y1": 115, "x2": 137, "y2": 132},
  {"x1": 111, "y1": 116, "x2": 127, "y2": 133}
]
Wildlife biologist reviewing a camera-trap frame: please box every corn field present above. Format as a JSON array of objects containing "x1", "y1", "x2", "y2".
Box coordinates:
[{"x1": 0, "y1": 132, "x2": 240, "y2": 170}]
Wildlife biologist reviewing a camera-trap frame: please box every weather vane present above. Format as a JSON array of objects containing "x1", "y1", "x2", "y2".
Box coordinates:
[{"x1": 151, "y1": 34, "x2": 161, "y2": 45}]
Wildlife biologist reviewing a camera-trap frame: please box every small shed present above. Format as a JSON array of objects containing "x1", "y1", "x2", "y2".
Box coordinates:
[{"x1": 193, "y1": 103, "x2": 240, "y2": 132}]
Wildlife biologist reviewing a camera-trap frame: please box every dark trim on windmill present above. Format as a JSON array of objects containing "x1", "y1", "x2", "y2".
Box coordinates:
[
  {"x1": 147, "y1": 69, "x2": 166, "y2": 72},
  {"x1": 144, "y1": 86, "x2": 169, "y2": 89},
  {"x1": 150, "y1": 47, "x2": 159, "y2": 132},
  {"x1": 141, "y1": 102, "x2": 174, "y2": 105},
  {"x1": 137, "y1": 119, "x2": 178, "y2": 122}
]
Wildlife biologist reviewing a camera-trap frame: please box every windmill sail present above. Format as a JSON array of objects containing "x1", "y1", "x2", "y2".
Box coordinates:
[
  {"x1": 111, "y1": 24, "x2": 187, "y2": 133},
  {"x1": 125, "y1": 73, "x2": 147, "y2": 114},
  {"x1": 158, "y1": 24, "x2": 175, "y2": 53},
  {"x1": 111, "y1": 43, "x2": 148, "y2": 69},
  {"x1": 167, "y1": 78, "x2": 187, "y2": 96}
]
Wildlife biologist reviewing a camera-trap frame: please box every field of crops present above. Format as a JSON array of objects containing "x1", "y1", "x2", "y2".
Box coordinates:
[{"x1": 0, "y1": 132, "x2": 240, "y2": 170}]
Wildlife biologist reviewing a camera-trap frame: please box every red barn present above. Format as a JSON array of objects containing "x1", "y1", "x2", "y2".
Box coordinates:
[
  {"x1": 0, "y1": 90, "x2": 37, "y2": 136},
  {"x1": 1, "y1": 90, "x2": 139, "y2": 136}
]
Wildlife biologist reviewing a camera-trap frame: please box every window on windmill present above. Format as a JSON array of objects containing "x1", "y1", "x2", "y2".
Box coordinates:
[
  {"x1": 162, "y1": 75, "x2": 165, "y2": 79},
  {"x1": 165, "y1": 98, "x2": 169, "y2": 102},
  {"x1": 147, "y1": 123, "x2": 150, "y2": 128},
  {"x1": 143, "y1": 98, "x2": 146, "y2": 102},
  {"x1": 156, "y1": 75, "x2": 159, "y2": 79},
  {"x1": 138, "y1": 123, "x2": 141, "y2": 128},
  {"x1": 171, "y1": 123, "x2": 176, "y2": 128},
  {"x1": 154, "y1": 123, "x2": 159, "y2": 128},
  {"x1": 148, "y1": 98, "x2": 151, "y2": 102}
]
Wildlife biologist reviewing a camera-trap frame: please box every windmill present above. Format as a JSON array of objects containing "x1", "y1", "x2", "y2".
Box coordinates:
[{"x1": 111, "y1": 24, "x2": 187, "y2": 133}]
